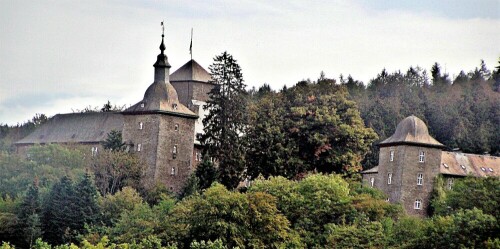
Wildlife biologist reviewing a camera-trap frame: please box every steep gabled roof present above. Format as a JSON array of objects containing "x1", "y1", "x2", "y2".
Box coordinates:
[
  {"x1": 170, "y1": 59, "x2": 212, "y2": 83},
  {"x1": 15, "y1": 112, "x2": 124, "y2": 144},
  {"x1": 379, "y1": 115, "x2": 444, "y2": 148},
  {"x1": 440, "y1": 151, "x2": 500, "y2": 177}
]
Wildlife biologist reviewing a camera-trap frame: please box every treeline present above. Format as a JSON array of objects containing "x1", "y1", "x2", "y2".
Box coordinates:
[{"x1": 1, "y1": 156, "x2": 499, "y2": 248}]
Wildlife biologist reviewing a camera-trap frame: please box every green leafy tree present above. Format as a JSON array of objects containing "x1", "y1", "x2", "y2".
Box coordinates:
[
  {"x1": 201, "y1": 51, "x2": 248, "y2": 189},
  {"x1": 90, "y1": 150, "x2": 142, "y2": 195},
  {"x1": 98, "y1": 187, "x2": 144, "y2": 226}
]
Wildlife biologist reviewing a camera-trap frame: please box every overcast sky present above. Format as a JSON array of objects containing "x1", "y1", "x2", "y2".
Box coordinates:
[{"x1": 1, "y1": 0, "x2": 499, "y2": 125}]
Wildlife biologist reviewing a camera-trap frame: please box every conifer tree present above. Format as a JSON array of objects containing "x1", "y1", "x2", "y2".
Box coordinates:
[
  {"x1": 201, "y1": 51, "x2": 247, "y2": 189},
  {"x1": 17, "y1": 178, "x2": 42, "y2": 248},
  {"x1": 75, "y1": 173, "x2": 101, "y2": 229}
]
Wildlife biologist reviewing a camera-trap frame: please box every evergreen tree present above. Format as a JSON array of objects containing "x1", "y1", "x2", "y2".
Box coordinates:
[
  {"x1": 17, "y1": 179, "x2": 42, "y2": 248},
  {"x1": 195, "y1": 156, "x2": 218, "y2": 190},
  {"x1": 201, "y1": 51, "x2": 247, "y2": 189},
  {"x1": 102, "y1": 130, "x2": 126, "y2": 151},
  {"x1": 75, "y1": 173, "x2": 101, "y2": 229},
  {"x1": 42, "y1": 176, "x2": 78, "y2": 245}
]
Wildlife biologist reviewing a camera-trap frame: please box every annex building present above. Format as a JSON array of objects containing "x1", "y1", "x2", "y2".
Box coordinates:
[
  {"x1": 361, "y1": 115, "x2": 500, "y2": 216},
  {"x1": 15, "y1": 33, "x2": 214, "y2": 193}
]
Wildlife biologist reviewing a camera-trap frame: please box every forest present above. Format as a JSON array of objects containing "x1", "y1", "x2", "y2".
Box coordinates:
[{"x1": 0, "y1": 54, "x2": 499, "y2": 248}]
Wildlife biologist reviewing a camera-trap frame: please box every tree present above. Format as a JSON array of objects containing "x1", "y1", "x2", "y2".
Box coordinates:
[
  {"x1": 194, "y1": 156, "x2": 218, "y2": 190},
  {"x1": 101, "y1": 130, "x2": 126, "y2": 151},
  {"x1": 42, "y1": 176, "x2": 79, "y2": 245},
  {"x1": 90, "y1": 150, "x2": 142, "y2": 195},
  {"x1": 75, "y1": 173, "x2": 101, "y2": 228},
  {"x1": 200, "y1": 51, "x2": 248, "y2": 189},
  {"x1": 17, "y1": 179, "x2": 42, "y2": 248}
]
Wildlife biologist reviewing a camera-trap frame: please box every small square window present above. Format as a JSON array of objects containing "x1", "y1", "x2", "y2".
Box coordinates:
[
  {"x1": 172, "y1": 104, "x2": 178, "y2": 110},
  {"x1": 174, "y1": 124, "x2": 179, "y2": 131},
  {"x1": 414, "y1": 199, "x2": 422, "y2": 209},
  {"x1": 389, "y1": 150, "x2": 394, "y2": 162},
  {"x1": 419, "y1": 151, "x2": 425, "y2": 163},
  {"x1": 137, "y1": 144, "x2": 142, "y2": 152},
  {"x1": 140, "y1": 103, "x2": 145, "y2": 108},
  {"x1": 387, "y1": 173, "x2": 392, "y2": 185}
]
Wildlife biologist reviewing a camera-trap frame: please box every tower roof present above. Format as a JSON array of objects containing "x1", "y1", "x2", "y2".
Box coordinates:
[
  {"x1": 170, "y1": 59, "x2": 212, "y2": 83},
  {"x1": 124, "y1": 33, "x2": 196, "y2": 118},
  {"x1": 379, "y1": 115, "x2": 444, "y2": 148}
]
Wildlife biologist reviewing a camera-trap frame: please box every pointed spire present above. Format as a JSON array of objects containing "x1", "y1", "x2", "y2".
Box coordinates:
[{"x1": 154, "y1": 21, "x2": 171, "y2": 82}]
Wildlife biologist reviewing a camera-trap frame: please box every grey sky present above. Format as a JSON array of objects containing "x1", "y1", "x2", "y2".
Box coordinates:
[{"x1": 1, "y1": 0, "x2": 499, "y2": 125}]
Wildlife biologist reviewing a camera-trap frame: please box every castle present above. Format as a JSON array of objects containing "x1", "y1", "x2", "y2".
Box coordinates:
[
  {"x1": 15, "y1": 33, "x2": 214, "y2": 193},
  {"x1": 361, "y1": 115, "x2": 500, "y2": 216}
]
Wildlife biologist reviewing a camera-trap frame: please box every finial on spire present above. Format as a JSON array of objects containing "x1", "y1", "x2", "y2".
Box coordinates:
[
  {"x1": 190, "y1": 28, "x2": 193, "y2": 60},
  {"x1": 159, "y1": 21, "x2": 166, "y2": 54}
]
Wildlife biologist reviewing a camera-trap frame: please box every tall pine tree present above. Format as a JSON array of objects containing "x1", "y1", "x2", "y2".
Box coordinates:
[
  {"x1": 17, "y1": 178, "x2": 42, "y2": 248},
  {"x1": 201, "y1": 51, "x2": 247, "y2": 189}
]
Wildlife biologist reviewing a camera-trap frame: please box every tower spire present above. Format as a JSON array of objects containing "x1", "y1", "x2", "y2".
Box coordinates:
[{"x1": 154, "y1": 21, "x2": 171, "y2": 82}]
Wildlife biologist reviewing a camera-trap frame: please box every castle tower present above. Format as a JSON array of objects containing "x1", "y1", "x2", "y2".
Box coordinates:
[
  {"x1": 364, "y1": 116, "x2": 445, "y2": 216},
  {"x1": 122, "y1": 32, "x2": 198, "y2": 192}
]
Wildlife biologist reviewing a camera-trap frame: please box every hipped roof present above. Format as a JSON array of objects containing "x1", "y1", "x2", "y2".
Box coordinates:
[
  {"x1": 170, "y1": 59, "x2": 212, "y2": 83},
  {"x1": 16, "y1": 112, "x2": 124, "y2": 144}
]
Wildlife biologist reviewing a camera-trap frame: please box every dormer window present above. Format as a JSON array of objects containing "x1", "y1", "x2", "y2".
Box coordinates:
[
  {"x1": 387, "y1": 173, "x2": 392, "y2": 185},
  {"x1": 419, "y1": 151, "x2": 425, "y2": 163},
  {"x1": 140, "y1": 103, "x2": 145, "y2": 108},
  {"x1": 417, "y1": 173, "x2": 423, "y2": 185},
  {"x1": 139, "y1": 122, "x2": 143, "y2": 130},
  {"x1": 172, "y1": 104, "x2": 178, "y2": 110},
  {"x1": 390, "y1": 150, "x2": 394, "y2": 162}
]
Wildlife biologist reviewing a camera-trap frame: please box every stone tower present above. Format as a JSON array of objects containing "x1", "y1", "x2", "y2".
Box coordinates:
[
  {"x1": 367, "y1": 116, "x2": 445, "y2": 216},
  {"x1": 122, "y1": 33, "x2": 198, "y2": 192}
]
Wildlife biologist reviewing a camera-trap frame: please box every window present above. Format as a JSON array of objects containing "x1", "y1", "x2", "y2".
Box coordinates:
[
  {"x1": 174, "y1": 124, "x2": 179, "y2": 131},
  {"x1": 173, "y1": 145, "x2": 177, "y2": 159},
  {"x1": 417, "y1": 173, "x2": 423, "y2": 185},
  {"x1": 447, "y1": 178, "x2": 454, "y2": 190},
  {"x1": 195, "y1": 152, "x2": 202, "y2": 162},
  {"x1": 172, "y1": 104, "x2": 178, "y2": 110},
  {"x1": 137, "y1": 144, "x2": 142, "y2": 152},
  {"x1": 139, "y1": 122, "x2": 143, "y2": 130},
  {"x1": 419, "y1": 151, "x2": 425, "y2": 163},
  {"x1": 140, "y1": 103, "x2": 145, "y2": 108},
  {"x1": 414, "y1": 199, "x2": 422, "y2": 209},
  {"x1": 386, "y1": 198, "x2": 390, "y2": 202},
  {"x1": 91, "y1": 147, "x2": 98, "y2": 156},
  {"x1": 390, "y1": 150, "x2": 394, "y2": 162},
  {"x1": 171, "y1": 167, "x2": 176, "y2": 175},
  {"x1": 370, "y1": 177, "x2": 375, "y2": 187},
  {"x1": 387, "y1": 173, "x2": 392, "y2": 185}
]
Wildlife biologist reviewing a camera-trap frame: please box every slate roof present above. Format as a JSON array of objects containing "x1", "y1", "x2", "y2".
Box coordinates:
[
  {"x1": 170, "y1": 59, "x2": 212, "y2": 83},
  {"x1": 16, "y1": 112, "x2": 124, "y2": 144},
  {"x1": 440, "y1": 151, "x2": 500, "y2": 177},
  {"x1": 379, "y1": 115, "x2": 444, "y2": 148}
]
